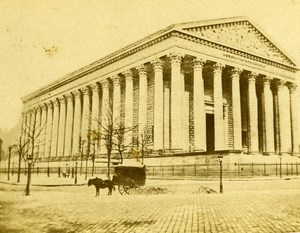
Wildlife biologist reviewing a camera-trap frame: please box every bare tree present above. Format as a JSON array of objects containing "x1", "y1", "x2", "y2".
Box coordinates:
[
  {"x1": 113, "y1": 122, "x2": 137, "y2": 164},
  {"x1": 22, "y1": 109, "x2": 45, "y2": 196},
  {"x1": 92, "y1": 97, "x2": 139, "y2": 178},
  {"x1": 0, "y1": 138, "x2": 3, "y2": 172},
  {"x1": 15, "y1": 136, "x2": 30, "y2": 183},
  {"x1": 138, "y1": 127, "x2": 151, "y2": 165},
  {"x1": 92, "y1": 99, "x2": 115, "y2": 180}
]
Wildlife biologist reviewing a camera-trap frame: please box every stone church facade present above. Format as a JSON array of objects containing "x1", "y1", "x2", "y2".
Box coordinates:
[{"x1": 21, "y1": 17, "x2": 299, "y2": 166}]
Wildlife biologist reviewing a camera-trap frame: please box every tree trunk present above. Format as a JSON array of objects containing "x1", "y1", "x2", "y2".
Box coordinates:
[
  {"x1": 25, "y1": 162, "x2": 32, "y2": 196},
  {"x1": 107, "y1": 150, "x2": 111, "y2": 180},
  {"x1": 85, "y1": 157, "x2": 88, "y2": 180},
  {"x1": 7, "y1": 148, "x2": 11, "y2": 181},
  {"x1": 92, "y1": 158, "x2": 95, "y2": 176},
  {"x1": 17, "y1": 152, "x2": 22, "y2": 182}
]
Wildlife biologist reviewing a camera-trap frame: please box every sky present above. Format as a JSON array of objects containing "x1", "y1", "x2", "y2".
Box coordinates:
[{"x1": 0, "y1": 0, "x2": 300, "y2": 130}]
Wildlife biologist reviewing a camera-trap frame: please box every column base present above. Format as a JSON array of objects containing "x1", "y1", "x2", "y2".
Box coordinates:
[
  {"x1": 247, "y1": 151, "x2": 260, "y2": 155},
  {"x1": 169, "y1": 148, "x2": 183, "y2": 153},
  {"x1": 262, "y1": 152, "x2": 275, "y2": 156},
  {"x1": 193, "y1": 148, "x2": 206, "y2": 152},
  {"x1": 291, "y1": 152, "x2": 300, "y2": 156},
  {"x1": 279, "y1": 152, "x2": 292, "y2": 156}
]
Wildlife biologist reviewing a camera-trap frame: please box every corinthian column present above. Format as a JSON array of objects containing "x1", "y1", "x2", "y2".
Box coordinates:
[
  {"x1": 277, "y1": 80, "x2": 292, "y2": 154},
  {"x1": 64, "y1": 93, "x2": 74, "y2": 157},
  {"x1": 247, "y1": 72, "x2": 259, "y2": 153},
  {"x1": 151, "y1": 59, "x2": 164, "y2": 150},
  {"x1": 91, "y1": 83, "x2": 100, "y2": 154},
  {"x1": 136, "y1": 64, "x2": 148, "y2": 137},
  {"x1": 57, "y1": 96, "x2": 67, "y2": 157},
  {"x1": 288, "y1": 83, "x2": 299, "y2": 154},
  {"x1": 230, "y1": 67, "x2": 242, "y2": 150},
  {"x1": 213, "y1": 63, "x2": 225, "y2": 151},
  {"x1": 193, "y1": 57, "x2": 206, "y2": 151},
  {"x1": 45, "y1": 102, "x2": 53, "y2": 157},
  {"x1": 262, "y1": 77, "x2": 275, "y2": 154},
  {"x1": 100, "y1": 79, "x2": 109, "y2": 153},
  {"x1": 81, "y1": 87, "x2": 91, "y2": 155},
  {"x1": 72, "y1": 90, "x2": 82, "y2": 155},
  {"x1": 34, "y1": 106, "x2": 42, "y2": 158},
  {"x1": 112, "y1": 76, "x2": 121, "y2": 123},
  {"x1": 50, "y1": 98, "x2": 60, "y2": 157},
  {"x1": 169, "y1": 53, "x2": 183, "y2": 151},
  {"x1": 123, "y1": 70, "x2": 134, "y2": 145},
  {"x1": 39, "y1": 104, "x2": 47, "y2": 158}
]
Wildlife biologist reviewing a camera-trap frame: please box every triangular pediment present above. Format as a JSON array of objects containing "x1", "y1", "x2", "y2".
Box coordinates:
[{"x1": 177, "y1": 17, "x2": 295, "y2": 67}]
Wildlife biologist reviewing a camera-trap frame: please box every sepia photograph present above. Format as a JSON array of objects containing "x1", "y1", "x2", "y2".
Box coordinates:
[{"x1": 0, "y1": 0, "x2": 300, "y2": 232}]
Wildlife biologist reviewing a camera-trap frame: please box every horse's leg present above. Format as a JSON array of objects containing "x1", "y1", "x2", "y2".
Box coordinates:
[{"x1": 96, "y1": 187, "x2": 99, "y2": 197}]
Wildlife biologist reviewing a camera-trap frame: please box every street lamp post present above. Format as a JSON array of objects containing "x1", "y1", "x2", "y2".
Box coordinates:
[
  {"x1": 218, "y1": 154, "x2": 223, "y2": 194},
  {"x1": 75, "y1": 161, "x2": 78, "y2": 184},
  {"x1": 25, "y1": 154, "x2": 33, "y2": 196}
]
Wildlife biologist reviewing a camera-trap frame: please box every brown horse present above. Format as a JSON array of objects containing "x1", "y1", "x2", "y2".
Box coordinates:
[{"x1": 88, "y1": 177, "x2": 114, "y2": 196}]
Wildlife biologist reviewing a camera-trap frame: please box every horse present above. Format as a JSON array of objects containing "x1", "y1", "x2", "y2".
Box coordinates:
[{"x1": 88, "y1": 177, "x2": 114, "y2": 197}]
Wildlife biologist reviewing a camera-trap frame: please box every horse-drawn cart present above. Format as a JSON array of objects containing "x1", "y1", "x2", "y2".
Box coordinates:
[{"x1": 112, "y1": 165, "x2": 146, "y2": 195}]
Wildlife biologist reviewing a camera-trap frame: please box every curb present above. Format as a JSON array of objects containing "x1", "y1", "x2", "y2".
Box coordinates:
[{"x1": 0, "y1": 180, "x2": 86, "y2": 187}]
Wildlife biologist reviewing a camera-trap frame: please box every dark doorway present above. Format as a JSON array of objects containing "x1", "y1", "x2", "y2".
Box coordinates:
[{"x1": 206, "y1": 114, "x2": 215, "y2": 152}]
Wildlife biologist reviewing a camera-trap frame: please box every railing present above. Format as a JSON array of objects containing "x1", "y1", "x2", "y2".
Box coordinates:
[
  {"x1": 146, "y1": 163, "x2": 299, "y2": 178},
  {"x1": 0, "y1": 162, "x2": 299, "y2": 179}
]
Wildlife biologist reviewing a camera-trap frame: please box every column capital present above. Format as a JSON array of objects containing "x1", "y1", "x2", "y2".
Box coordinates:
[
  {"x1": 122, "y1": 70, "x2": 133, "y2": 79},
  {"x1": 169, "y1": 52, "x2": 183, "y2": 65},
  {"x1": 150, "y1": 58, "x2": 164, "y2": 71},
  {"x1": 40, "y1": 103, "x2": 47, "y2": 111},
  {"x1": 33, "y1": 106, "x2": 41, "y2": 113},
  {"x1": 65, "y1": 93, "x2": 73, "y2": 102},
  {"x1": 288, "y1": 82, "x2": 297, "y2": 93},
  {"x1": 136, "y1": 64, "x2": 148, "y2": 76},
  {"x1": 262, "y1": 76, "x2": 273, "y2": 85},
  {"x1": 274, "y1": 79, "x2": 286, "y2": 88},
  {"x1": 246, "y1": 72, "x2": 258, "y2": 83},
  {"x1": 212, "y1": 63, "x2": 225, "y2": 74},
  {"x1": 73, "y1": 89, "x2": 82, "y2": 98},
  {"x1": 46, "y1": 101, "x2": 53, "y2": 109},
  {"x1": 58, "y1": 96, "x2": 66, "y2": 104},
  {"x1": 100, "y1": 79, "x2": 109, "y2": 89},
  {"x1": 52, "y1": 98, "x2": 60, "y2": 107},
  {"x1": 193, "y1": 57, "x2": 205, "y2": 69},
  {"x1": 90, "y1": 83, "x2": 100, "y2": 92},
  {"x1": 229, "y1": 67, "x2": 242, "y2": 77},
  {"x1": 81, "y1": 86, "x2": 91, "y2": 95},
  {"x1": 111, "y1": 75, "x2": 121, "y2": 86}
]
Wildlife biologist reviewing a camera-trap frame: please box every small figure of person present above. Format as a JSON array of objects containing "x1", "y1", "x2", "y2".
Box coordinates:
[{"x1": 63, "y1": 163, "x2": 70, "y2": 177}]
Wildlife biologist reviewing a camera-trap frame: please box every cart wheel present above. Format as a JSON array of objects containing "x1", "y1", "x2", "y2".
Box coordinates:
[
  {"x1": 124, "y1": 186, "x2": 134, "y2": 195},
  {"x1": 118, "y1": 185, "x2": 126, "y2": 195}
]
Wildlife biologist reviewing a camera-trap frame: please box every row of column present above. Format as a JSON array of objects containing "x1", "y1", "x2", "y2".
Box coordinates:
[{"x1": 22, "y1": 52, "x2": 299, "y2": 159}]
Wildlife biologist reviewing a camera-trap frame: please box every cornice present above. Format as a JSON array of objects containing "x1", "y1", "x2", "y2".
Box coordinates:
[{"x1": 22, "y1": 22, "x2": 298, "y2": 104}]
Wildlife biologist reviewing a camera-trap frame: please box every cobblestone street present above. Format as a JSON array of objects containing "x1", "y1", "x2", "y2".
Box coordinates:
[{"x1": 0, "y1": 178, "x2": 300, "y2": 233}]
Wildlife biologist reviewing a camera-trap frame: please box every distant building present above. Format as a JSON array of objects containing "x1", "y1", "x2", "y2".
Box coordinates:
[{"x1": 21, "y1": 17, "x2": 299, "y2": 166}]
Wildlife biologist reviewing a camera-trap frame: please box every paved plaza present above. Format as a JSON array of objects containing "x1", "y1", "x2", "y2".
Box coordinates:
[{"x1": 0, "y1": 177, "x2": 300, "y2": 233}]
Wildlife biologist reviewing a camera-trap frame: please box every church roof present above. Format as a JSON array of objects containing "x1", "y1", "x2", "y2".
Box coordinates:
[
  {"x1": 171, "y1": 16, "x2": 297, "y2": 67},
  {"x1": 22, "y1": 16, "x2": 298, "y2": 103}
]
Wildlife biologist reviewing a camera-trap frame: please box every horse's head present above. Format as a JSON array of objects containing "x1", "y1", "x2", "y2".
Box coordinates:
[{"x1": 88, "y1": 178, "x2": 95, "y2": 186}]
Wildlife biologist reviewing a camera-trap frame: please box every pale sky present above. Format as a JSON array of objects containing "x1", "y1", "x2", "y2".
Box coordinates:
[{"x1": 0, "y1": 0, "x2": 300, "y2": 130}]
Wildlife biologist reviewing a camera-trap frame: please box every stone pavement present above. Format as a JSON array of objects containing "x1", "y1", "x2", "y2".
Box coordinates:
[{"x1": 0, "y1": 177, "x2": 300, "y2": 232}]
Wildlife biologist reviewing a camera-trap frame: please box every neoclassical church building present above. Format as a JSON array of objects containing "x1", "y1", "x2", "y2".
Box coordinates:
[{"x1": 21, "y1": 17, "x2": 299, "y2": 166}]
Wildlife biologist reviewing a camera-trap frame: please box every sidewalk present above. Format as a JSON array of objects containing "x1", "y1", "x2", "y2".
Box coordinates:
[
  {"x1": 0, "y1": 173, "x2": 88, "y2": 186},
  {"x1": 1, "y1": 172, "x2": 299, "y2": 187}
]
